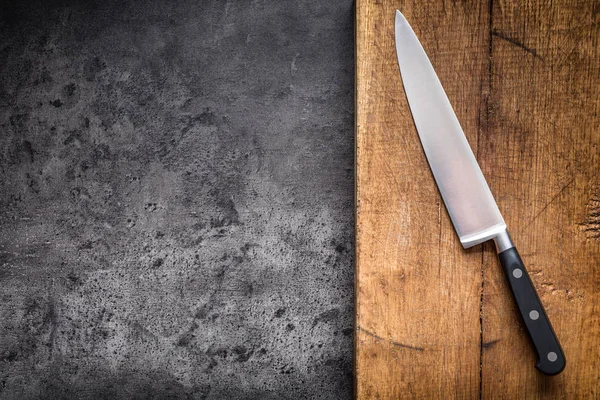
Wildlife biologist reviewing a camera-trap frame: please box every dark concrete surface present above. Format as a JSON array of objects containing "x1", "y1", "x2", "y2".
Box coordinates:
[{"x1": 0, "y1": 1, "x2": 354, "y2": 398}]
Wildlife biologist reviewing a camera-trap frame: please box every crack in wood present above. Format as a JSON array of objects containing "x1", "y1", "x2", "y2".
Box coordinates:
[
  {"x1": 527, "y1": 177, "x2": 575, "y2": 227},
  {"x1": 358, "y1": 327, "x2": 425, "y2": 352},
  {"x1": 491, "y1": 29, "x2": 542, "y2": 59},
  {"x1": 482, "y1": 339, "x2": 501, "y2": 349},
  {"x1": 481, "y1": 2, "x2": 495, "y2": 397},
  {"x1": 580, "y1": 186, "x2": 600, "y2": 239}
]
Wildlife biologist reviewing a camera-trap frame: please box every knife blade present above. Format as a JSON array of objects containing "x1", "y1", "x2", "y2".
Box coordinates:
[{"x1": 394, "y1": 10, "x2": 565, "y2": 375}]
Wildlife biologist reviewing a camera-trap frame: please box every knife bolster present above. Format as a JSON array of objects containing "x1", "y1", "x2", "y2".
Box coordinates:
[{"x1": 493, "y1": 229, "x2": 514, "y2": 253}]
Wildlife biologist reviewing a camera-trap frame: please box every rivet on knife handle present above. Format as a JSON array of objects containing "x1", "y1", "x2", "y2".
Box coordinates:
[{"x1": 495, "y1": 232, "x2": 566, "y2": 375}]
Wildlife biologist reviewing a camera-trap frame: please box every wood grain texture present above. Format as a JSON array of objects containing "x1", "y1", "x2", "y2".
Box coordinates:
[{"x1": 355, "y1": 0, "x2": 600, "y2": 398}]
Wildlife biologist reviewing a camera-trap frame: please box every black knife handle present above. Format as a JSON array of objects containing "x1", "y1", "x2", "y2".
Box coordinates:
[{"x1": 498, "y1": 247, "x2": 565, "y2": 375}]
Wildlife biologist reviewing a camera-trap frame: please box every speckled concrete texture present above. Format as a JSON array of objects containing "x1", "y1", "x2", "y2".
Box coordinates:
[{"x1": 0, "y1": 0, "x2": 354, "y2": 398}]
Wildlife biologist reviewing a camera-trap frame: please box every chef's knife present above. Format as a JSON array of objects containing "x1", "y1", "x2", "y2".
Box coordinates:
[{"x1": 394, "y1": 10, "x2": 565, "y2": 375}]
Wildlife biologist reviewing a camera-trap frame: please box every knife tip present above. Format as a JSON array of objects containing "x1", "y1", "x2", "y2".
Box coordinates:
[{"x1": 395, "y1": 10, "x2": 407, "y2": 25}]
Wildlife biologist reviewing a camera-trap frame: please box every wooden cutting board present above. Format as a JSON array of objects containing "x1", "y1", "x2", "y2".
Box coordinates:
[{"x1": 355, "y1": 0, "x2": 600, "y2": 398}]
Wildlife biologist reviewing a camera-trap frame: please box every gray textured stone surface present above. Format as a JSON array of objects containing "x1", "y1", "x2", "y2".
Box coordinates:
[{"x1": 0, "y1": 1, "x2": 354, "y2": 398}]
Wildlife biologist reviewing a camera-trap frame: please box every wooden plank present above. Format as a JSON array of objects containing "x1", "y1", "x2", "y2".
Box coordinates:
[
  {"x1": 356, "y1": 0, "x2": 600, "y2": 398},
  {"x1": 480, "y1": 0, "x2": 600, "y2": 398},
  {"x1": 355, "y1": 1, "x2": 490, "y2": 398}
]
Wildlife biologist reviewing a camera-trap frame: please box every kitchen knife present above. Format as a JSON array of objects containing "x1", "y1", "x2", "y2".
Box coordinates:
[{"x1": 394, "y1": 10, "x2": 565, "y2": 375}]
